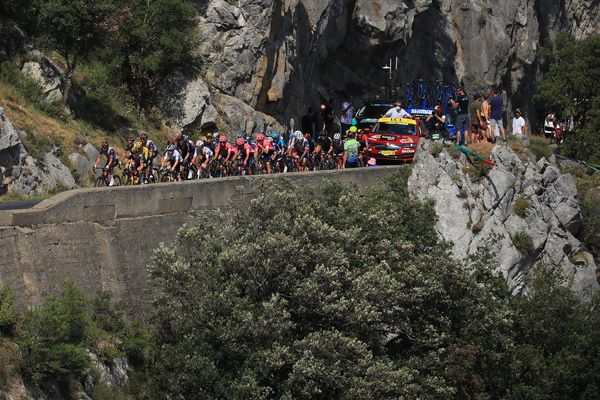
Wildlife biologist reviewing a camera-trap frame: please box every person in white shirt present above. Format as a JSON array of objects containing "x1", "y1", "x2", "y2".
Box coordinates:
[
  {"x1": 512, "y1": 109, "x2": 527, "y2": 139},
  {"x1": 384, "y1": 101, "x2": 412, "y2": 118}
]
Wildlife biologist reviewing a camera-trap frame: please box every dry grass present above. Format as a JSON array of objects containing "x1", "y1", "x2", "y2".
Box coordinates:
[
  {"x1": 0, "y1": 79, "x2": 175, "y2": 161},
  {"x1": 467, "y1": 142, "x2": 494, "y2": 160}
]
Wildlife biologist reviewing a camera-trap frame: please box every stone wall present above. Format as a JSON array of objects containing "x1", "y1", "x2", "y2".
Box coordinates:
[{"x1": 0, "y1": 167, "x2": 402, "y2": 318}]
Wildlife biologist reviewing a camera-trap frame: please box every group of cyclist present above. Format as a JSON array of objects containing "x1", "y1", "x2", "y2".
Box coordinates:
[{"x1": 94, "y1": 126, "x2": 368, "y2": 186}]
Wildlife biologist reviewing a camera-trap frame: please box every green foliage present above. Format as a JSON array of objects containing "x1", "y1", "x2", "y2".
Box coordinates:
[
  {"x1": 22, "y1": 131, "x2": 65, "y2": 162},
  {"x1": 0, "y1": 283, "x2": 17, "y2": 336},
  {"x1": 537, "y1": 32, "x2": 600, "y2": 125},
  {"x1": 90, "y1": 382, "x2": 129, "y2": 400},
  {"x1": 0, "y1": 61, "x2": 61, "y2": 117},
  {"x1": 148, "y1": 174, "x2": 516, "y2": 399},
  {"x1": 512, "y1": 231, "x2": 534, "y2": 254},
  {"x1": 537, "y1": 32, "x2": 600, "y2": 163},
  {"x1": 508, "y1": 267, "x2": 600, "y2": 399},
  {"x1": 528, "y1": 136, "x2": 553, "y2": 161},
  {"x1": 105, "y1": 0, "x2": 198, "y2": 109},
  {"x1": 513, "y1": 197, "x2": 530, "y2": 218},
  {"x1": 431, "y1": 143, "x2": 443, "y2": 157},
  {"x1": 92, "y1": 291, "x2": 125, "y2": 334},
  {"x1": 18, "y1": 280, "x2": 91, "y2": 382},
  {"x1": 575, "y1": 174, "x2": 600, "y2": 261}
]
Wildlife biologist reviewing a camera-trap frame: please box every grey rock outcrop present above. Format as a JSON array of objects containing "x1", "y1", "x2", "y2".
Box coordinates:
[
  {"x1": 19, "y1": 50, "x2": 69, "y2": 105},
  {"x1": 409, "y1": 141, "x2": 598, "y2": 301},
  {"x1": 69, "y1": 152, "x2": 91, "y2": 180},
  {"x1": 83, "y1": 143, "x2": 99, "y2": 166},
  {"x1": 0, "y1": 113, "x2": 76, "y2": 196},
  {"x1": 156, "y1": 69, "x2": 218, "y2": 131}
]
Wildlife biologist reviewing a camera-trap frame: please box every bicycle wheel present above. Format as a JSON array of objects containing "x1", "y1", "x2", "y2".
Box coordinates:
[{"x1": 94, "y1": 176, "x2": 107, "y2": 187}]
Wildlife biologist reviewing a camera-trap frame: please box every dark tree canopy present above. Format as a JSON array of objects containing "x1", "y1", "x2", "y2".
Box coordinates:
[
  {"x1": 537, "y1": 32, "x2": 600, "y2": 163},
  {"x1": 148, "y1": 172, "x2": 600, "y2": 400},
  {"x1": 104, "y1": 0, "x2": 197, "y2": 110}
]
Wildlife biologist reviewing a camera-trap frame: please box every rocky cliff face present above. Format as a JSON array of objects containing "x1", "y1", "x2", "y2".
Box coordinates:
[
  {"x1": 409, "y1": 140, "x2": 599, "y2": 300},
  {"x1": 162, "y1": 0, "x2": 600, "y2": 132}
]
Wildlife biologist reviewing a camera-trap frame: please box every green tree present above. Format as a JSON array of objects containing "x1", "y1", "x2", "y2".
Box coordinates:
[
  {"x1": 507, "y1": 267, "x2": 600, "y2": 400},
  {"x1": 105, "y1": 0, "x2": 197, "y2": 110},
  {"x1": 23, "y1": 0, "x2": 113, "y2": 108},
  {"x1": 148, "y1": 173, "x2": 516, "y2": 399},
  {"x1": 0, "y1": 283, "x2": 17, "y2": 336},
  {"x1": 18, "y1": 280, "x2": 91, "y2": 383},
  {"x1": 537, "y1": 32, "x2": 600, "y2": 125},
  {"x1": 536, "y1": 32, "x2": 600, "y2": 163}
]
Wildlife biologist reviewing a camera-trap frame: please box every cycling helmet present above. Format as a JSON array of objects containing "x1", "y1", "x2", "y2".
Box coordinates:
[
  {"x1": 333, "y1": 133, "x2": 341, "y2": 140},
  {"x1": 271, "y1": 131, "x2": 280, "y2": 140},
  {"x1": 266, "y1": 136, "x2": 273, "y2": 143},
  {"x1": 166, "y1": 144, "x2": 176, "y2": 151},
  {"x1": 349, "y1": 126, "x2": 358, "y2": 133},
  {"x1": 139, "y1": 132, "x2": 148, "y2": 140},
  {"x1": 127, "y1": 136, "x2": 134, "y2": 144},
  {"x1": 176, "y1": 132, "x2": 184, "y2": 142},
  {"x1": 195, "y1": 140, "x2": 204, "y2": 148},
  {"x1": 256, "y1": 133, "x2": 265, "y2": 141},
  {"x1": 219, "y1": 135, "x2": 227, "y2": 143},
  {"x1": 212, "y1": 132, "x2": 220, "y2": 139},
  {"x1": 236, "y1": 137, "x2": 245, "y2": 146},
  {"x1": 294, "y1": 130, "x2": 304, "y2": 140}
]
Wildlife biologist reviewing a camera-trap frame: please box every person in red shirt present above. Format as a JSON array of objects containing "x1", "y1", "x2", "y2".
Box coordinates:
[
  {"x1": 233, "y1": 137, "x2": 255, "y2": 175},
  {"x1": 255, "y1": 133, "x2": 274, "y2": 174}
]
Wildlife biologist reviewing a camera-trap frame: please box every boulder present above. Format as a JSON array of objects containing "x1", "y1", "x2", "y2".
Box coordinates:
[
  {"x1": 84, "y1": 143, "x2": 99, "y2": 166},
  {"x1": 0, "y1": 109, "x2": 21, "y2": 152},
  {"x1": 69, "y1": 152, "x2": 90, "y2": 180},
  {"x1": 156, "y1": 70, "x2": 217, "y2": 131},
  {"x1": 21, "y1": 60, "x2": 62, "y2": 103}
]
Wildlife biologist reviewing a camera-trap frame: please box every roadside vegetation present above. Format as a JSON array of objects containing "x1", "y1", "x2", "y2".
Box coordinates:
[
  {"x1": 0, "y1": 281, "x2": 149, "y2": 398},
  {"x1": 145, "y1": 173, "x2": 600, "y2": 399}
]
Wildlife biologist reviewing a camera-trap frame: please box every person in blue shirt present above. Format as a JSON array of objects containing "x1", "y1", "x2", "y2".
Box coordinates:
[{"x1": 489, "y1": 88, "x2": 506, "y2": 143}]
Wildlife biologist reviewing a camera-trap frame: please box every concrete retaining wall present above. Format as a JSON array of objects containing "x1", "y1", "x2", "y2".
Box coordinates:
[{"x1": 0, "y1": 167, "x2": 403, "y2": 318}]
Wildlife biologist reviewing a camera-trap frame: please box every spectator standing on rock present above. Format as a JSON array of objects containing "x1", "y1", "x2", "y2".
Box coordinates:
[
  {"x1": 340, "y1": 95, "x2": 356, "y2": 134},
  {"x1": 489, "y1": 88, "x2": 506, "y2": 143},
  {"x1": 468, "y1": 92, "x2": 484, "y2": 143},
  {"x1": 512, "y1": 108, "x2": 527, "y2": 140},
  {"x1": 450, "y1": 87, "x2": 469, "y2": 146},
  {"x1": 301, "y1": 107, "x2": 318, "y2": 141},
  {"x1": 481, "y1": 93, "x2": 491, "y2": 141}
]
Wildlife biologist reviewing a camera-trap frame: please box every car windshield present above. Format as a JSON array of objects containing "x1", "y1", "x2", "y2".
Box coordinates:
[
  {"x1": 373, "y1": 123, "x2": 417, "y2": 136},
  {"x1": 355, "y1": 104, "x2": 392, "y2": 119}
]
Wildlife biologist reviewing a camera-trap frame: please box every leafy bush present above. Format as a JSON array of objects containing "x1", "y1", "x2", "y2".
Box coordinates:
[
  {"x1": 92, "y1": 291, "x2": 126, "y2": 335},
  {"x1": 148, "y1": 173, "x2": 517, "y2": 399},
  {"x1": 509, "y1": 266, "x2": 600, "y2": 399},
  {"x1": 0, "y1": 283, "x2": 17, "y2": 336},
  {"x1": 18, "y1": 280, "x2": 91, "y2": 383},
  {"x1": 90, "y1": 382, "x2": 129, "y2": 400},
  {"x1": 513, "y1": 198, "x2": 530, "y2": 218},
  {"x1": 528, "y1": 136, "x2": 553, "y2": 161},
  {"x1": 512, "y1": 231, "x2": 534, "y2": 253},
  {"x1": 431, "y1": 143, "x2": 444, "y2": 157}
]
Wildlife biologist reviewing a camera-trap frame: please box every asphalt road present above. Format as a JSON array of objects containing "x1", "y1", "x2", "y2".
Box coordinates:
[{"x1": 0, "y1": 200, "x2": 42, "y2": 211}]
